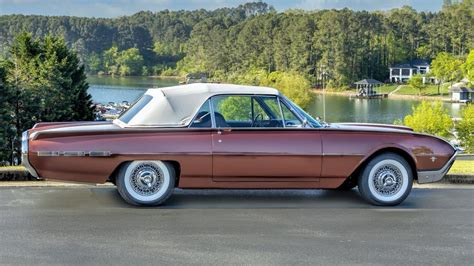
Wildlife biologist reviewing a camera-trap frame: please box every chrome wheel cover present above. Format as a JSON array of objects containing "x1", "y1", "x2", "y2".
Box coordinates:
[
  {"x1": 368, "y1": 159, "x2": 409, "y2": 202},
  {"x1": 129, "y1": 163, "x2": 163, "y2": 196},
  {"x1": 372, "y1": 164, "x2": 403, "y2": 197},
  {"x1": 123, "y1": 161, "x2": 171, "y2": 203}
]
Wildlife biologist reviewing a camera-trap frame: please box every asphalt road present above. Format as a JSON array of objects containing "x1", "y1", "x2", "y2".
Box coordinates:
[{"x1": 0, "y1": 187, "x2": 473, "y2": 265}]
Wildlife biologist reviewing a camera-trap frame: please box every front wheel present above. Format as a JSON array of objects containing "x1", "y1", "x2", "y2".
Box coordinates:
[
  {"x1": 116, "y1": 160, "x2": 175, "y2": 206},
  {"x1": 358, "y1": 153, "x2": 413, "y2": 206}
]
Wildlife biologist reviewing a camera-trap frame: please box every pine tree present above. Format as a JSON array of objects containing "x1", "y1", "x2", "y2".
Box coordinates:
[
  {"x1": 0, "y1": 32, "x2": 94, "y2": 164},
  {"x1": 0, "y1": 63, "x2": 13, "y2": 165}
]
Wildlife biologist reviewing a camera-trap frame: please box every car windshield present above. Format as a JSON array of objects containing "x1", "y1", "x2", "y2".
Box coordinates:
[{"x1": 283, "y1": 97, "x2": 322, "y2": 128}]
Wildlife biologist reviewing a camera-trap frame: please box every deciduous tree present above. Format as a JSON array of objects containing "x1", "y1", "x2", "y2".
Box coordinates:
[
  {"x1": 456, "y1": 104, "x2": 474, "y2": 152},
  {"x1": 430, "y1": 52, "x2": 464, "y2": 93},
  {"x1": 462, "y1": 49, "x2": 474, "y2": 83},
  {"x1": 401, "y1": 101, "x2": 453, "y2": 138},
  {"x1": 408, "y1": 74, "x2": 426, "y2": 95}
]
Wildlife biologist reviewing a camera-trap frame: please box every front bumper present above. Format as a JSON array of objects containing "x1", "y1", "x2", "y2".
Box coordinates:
[{"x1": 417, "y1": 152, "x2": 457, "y2": 184}]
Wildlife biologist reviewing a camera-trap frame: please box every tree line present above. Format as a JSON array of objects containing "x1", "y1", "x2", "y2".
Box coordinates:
[{"x1": 0, "y1": 1, "x2": 472, "y2": 86}]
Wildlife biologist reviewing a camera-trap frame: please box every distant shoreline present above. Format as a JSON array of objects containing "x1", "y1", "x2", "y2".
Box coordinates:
[
  {"x1": 312, "y1": 89, "x2": 451, "y2": 101},
  {"x1": 87, "y1": 74, "x2": 182, "y2": 80}
]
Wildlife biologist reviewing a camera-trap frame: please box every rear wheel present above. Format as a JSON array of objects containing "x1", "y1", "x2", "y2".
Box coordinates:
[
  {"x1": 116, "y1": 160, "x2": 175, "y2": 206},
  {"x1": 358, "y1": 153, "x2": 413, "y2": 206}
]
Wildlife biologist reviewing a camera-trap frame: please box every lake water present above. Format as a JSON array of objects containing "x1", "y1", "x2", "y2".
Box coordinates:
[{"x1": 87, "y1": 76, "x2": 463, "y2": 124}]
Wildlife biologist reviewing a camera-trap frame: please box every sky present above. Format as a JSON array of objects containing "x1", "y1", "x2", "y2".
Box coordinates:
[{"x1": 0, "y1": 0, "x2": 445, "y2": 18}]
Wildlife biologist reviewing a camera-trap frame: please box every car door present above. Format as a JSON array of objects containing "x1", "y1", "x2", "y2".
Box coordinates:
[{"x1": 210, "y1": 95, "x2": 322, "y2": 182}]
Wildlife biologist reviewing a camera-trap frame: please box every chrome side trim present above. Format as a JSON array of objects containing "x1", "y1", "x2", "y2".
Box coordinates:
[
  {"x1": 89, "y1": 151, "x2": 112, "y2": 157},
  {"x1": 322, "y1": 153, "x2": 365, "y2": 157},
  {"x1": 417, "y1": 152, "x2": 457, "y2": 184},
  {"x1": 37, "y1": 151, "x2": 60, "y2": 157},
  {"x1": 37, "y1": 151, "x2": 112, "y2": 157}
]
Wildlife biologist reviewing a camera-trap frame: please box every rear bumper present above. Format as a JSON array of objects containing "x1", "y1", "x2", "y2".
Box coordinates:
[
  {"x1": 417, "y1": 152, "x2": 457, "y2": 184},
  {"x1": 21, "y1": 153, "x2": 39, "y2": 178},
  {"x1": 21, "y1": 131, "x2": 39, "y2": 178}
]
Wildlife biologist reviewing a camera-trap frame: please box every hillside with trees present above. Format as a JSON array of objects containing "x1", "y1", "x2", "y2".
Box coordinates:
[{"x1": 0, "y1": 1, "x2": 472, "y2": 87}]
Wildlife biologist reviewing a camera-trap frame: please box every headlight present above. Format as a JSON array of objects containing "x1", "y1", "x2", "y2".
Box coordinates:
[{"x1": 21, "y1": 131, "x2": 29, "y2": 154}]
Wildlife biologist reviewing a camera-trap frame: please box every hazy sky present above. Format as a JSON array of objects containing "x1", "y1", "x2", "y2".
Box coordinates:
[{"x1": 0, "y1": 0, "x2": 444, "y2": 17}]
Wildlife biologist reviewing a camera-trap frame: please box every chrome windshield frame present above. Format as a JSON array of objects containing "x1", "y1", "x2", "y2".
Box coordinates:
[{"x1": 279, "y1": 96, "x2": 321, "y2": 128}]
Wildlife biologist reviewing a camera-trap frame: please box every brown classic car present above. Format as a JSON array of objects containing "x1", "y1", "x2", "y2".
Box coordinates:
[{"x1": 22, "y1": 83, "x2": 457, "y2": 206}]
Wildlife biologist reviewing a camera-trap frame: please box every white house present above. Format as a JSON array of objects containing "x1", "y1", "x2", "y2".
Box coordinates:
[
  {"x1": 449, "y1": 81, "x2": 473, "y2": 103},
  {"x1": 389, "y1": 59, "x2": 431, "y2": 83}
]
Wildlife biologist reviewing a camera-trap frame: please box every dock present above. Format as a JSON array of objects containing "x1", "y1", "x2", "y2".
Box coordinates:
[{"x1": 351, "y1": 93, "x2": 388, "y2": 99}]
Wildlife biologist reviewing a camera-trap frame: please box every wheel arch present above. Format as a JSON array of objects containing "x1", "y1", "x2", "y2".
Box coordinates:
[
  {"x1": 349, "y1": 147, "x2": 418, "y2": 182},
  {"x1": 107, "y1": 160, "x2": 181, "y2": 186}
]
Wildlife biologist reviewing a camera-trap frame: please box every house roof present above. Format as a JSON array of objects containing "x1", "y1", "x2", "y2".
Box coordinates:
[
  {"x1": 116, "y1": 83, "x2": 280, "y2": 127},
  {"x1": 354, "y1": 79, "x2": 383, "y2": 85},
  {"x1": 450, "y1": 87, "x2": 474, "y2": 92},
  {"x1": 449, "y1": 82, "x2": 474, "y2": 92},
  {"x1": 390, "y1": 59, "x2": 431, "y2": 68}
]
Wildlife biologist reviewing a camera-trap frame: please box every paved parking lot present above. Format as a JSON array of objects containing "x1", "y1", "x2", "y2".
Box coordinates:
[{"x1": 0, "y1": 187, "x2": 473, "y2": 264}]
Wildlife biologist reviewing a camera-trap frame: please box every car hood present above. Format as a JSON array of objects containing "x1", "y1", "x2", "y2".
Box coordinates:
[{"x1": 329, "y1": 122, "x2": 414, "y2": 133}]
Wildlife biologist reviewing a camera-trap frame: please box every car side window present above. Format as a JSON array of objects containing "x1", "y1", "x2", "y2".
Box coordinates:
[
  {"x1": 211, "y1": 95, "x2": 285, "y2": 128},
  {"x1": 189, "y1": 100, "x2": 212, "y2": 128},
  {"x1": 280, "y1": 101, "x2": 303, "y2": 127},
  {"x1": 253, "y1": 98, "x2": 270, "y2": 120},
  {"x1": 212, "y1": 95, "x2": 251, "y2": 128},
  {"x1": 253, "y1": 96, "x2": 284, "y2": 128}
]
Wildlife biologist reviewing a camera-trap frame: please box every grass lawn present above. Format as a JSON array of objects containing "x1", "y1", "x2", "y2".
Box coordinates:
[
  {"x1": 394, "y1": 84, "x2": 450, "y2": 96},
  {"x1": 0, "y1": 166, "x2": 25, "y2": 172},
  {"x1": 376, "y1": 84, "x2": 399, "y2": 94},
  {"x1": 449, "y1": 160, "x2": 474, "y2": 175}
]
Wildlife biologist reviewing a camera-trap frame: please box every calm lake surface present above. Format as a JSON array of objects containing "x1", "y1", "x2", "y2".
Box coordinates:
[{"x1": 87, "y1": 76, "x2": 463, "y2": 124}]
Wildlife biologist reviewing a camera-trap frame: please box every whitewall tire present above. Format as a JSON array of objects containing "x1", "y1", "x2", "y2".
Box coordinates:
[
  {"x1": 358, "y1": 153, "x2": 413, "y2": 206},
  {"x1": 116, "y1": 160, "x2": 175, "y2": 206}
]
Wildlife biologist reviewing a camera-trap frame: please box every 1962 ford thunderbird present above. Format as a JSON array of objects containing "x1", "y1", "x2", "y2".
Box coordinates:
[{"x1": 22, "y1": 83, "x2": 457, "y2": 206}]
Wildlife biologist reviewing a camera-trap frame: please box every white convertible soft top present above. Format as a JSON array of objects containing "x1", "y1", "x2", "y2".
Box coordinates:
[{"x1": 114, "y1": 83, "x2": 280, "y2": 127}]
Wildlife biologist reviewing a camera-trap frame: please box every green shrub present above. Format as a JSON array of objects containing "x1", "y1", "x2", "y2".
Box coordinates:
[
  {"x1": 161, "y1": 68, "x2": 177, "y2": 76},
  {"x1": 456, "y1": 104, "x2": 474, "y2": 152},
  {"x1": 400, "y1": 101, "x2": 453, "y2": 138},
  {"x1": 260, "y1": 71, "x2": 314, "y2": 109}
]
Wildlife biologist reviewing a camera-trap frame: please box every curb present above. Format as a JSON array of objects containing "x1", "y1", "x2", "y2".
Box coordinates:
[
  {"x1": 443, "y1": 174, "x2": 474, "y2": 184},
  {"x1": 0, "y1": 181, "x2": 115, "y2": 188}
]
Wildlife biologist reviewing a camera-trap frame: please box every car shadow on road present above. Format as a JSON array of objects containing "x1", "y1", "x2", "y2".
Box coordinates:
[
  {"x1": 93, "y1": 188, "x2": 419, "y2": 209},
  {"x1": 26, "y1": 187, "x2": 419, "y2": 209},
  {"x1": 159, "y1": 189, "x2": 367, "y2": 209}
]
